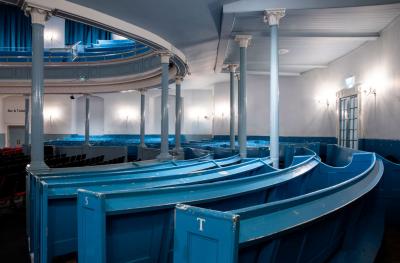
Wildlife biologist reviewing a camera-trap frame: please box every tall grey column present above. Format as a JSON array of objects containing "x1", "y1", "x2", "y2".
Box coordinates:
[
  {"x1": 265, "y1": 9, "x2": 285, "y2": 168},
  {"x1": 24, "y1": 95, "x2": 30, "y2": 154},
  {"x1": 174, "y1": 76, "x2": 183, "y2": 152},
  {"x1": 27, "y1": 7, "x2": 49, "y2": 170},
  {"x1": 84, "y1": 95, "x2": 90, "y2": 145},
  {"x1": 157, "y1": 52, "x2": 172, "y2": 160},
  {"x1": 139, "y1": 90, "x2": 146, "y2": 148},
  {"x1": 228, "y1": 65, "x2": 237, "y2": 150},
  {"x1": 235, "y1": 35, "x2": 251, "y2": 158}
]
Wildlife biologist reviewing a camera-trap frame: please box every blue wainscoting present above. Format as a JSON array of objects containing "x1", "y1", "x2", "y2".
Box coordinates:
[
  {"x1": 359, "y1": 139, "x2": 400, "y2": 162},
  {"x1": 213, "y1": 135, "x2": 337, "y2": 144}
]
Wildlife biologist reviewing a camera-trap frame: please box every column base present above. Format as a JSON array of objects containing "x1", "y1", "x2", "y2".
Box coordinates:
[
  {"x1": 271, "y1": 157, "x2": 279, "y2": 169},
  {"x1": 27, "y1": 161, "x2": 50, "y2": 172},
  {"x1": 23, "y1": 145, "x2": 30, "y2": 155},
  {"x1": 157, "y1": 152, "x2": 173, "y2": 161},
  {"x1": 173, "y1": 147, "x2": 183, "y2": 153}
]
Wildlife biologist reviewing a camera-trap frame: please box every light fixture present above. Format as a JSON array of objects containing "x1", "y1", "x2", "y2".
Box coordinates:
[
  {"x1": 117, "y1": 107, "x2": 139, "y2": 128},
  {"x1": 278, "y1": 49, "x2": 289, "y2": 55},
  {"x1": 315, "y1": 90, "x2": 336, "y2": 108},
  {"x1": 345, "y1": 76, "x2": 356, "y2": 89},
  {"x1": 362, "y1": 67, "x2": 389, "y2": 97},
  {"x1": 79, "y1": 75, "x2": 88, "y2": 82},
  {"x1": 43, "y1": 107, "x2": 61, "y2": 126},
  {"x1": 214, "y1": 103, "x2": 230, "y2": 119},
  {"x1": 44, "y1": 30, "x2": 58, "y2": 48}
]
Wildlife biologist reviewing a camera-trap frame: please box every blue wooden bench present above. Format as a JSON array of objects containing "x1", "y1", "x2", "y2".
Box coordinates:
[
  {"x1": 173, "y1": 154, "x2": 383, "y2": 263},
  {"x1": 27, "y1": 155, "x2": 213, "y2": 253},
  {"x1": 76, "y1": 154, "x2": 319, "y2": 263},
  {"x1": 29, "y1": 155, "x2": 241, "y2": 262}
]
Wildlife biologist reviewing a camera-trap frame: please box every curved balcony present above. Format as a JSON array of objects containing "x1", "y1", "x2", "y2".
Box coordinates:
[
  {"x1": 0, "y1": 40, "x2": 180, "y2": 94},
  {"x1": 0, "y1": 39, "x2": 152, "y2": 63}
]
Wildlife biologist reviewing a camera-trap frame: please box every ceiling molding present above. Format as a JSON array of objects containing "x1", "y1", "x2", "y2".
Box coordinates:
[
  {"x1": 230, "y1": 31, "x2": 380, "y2": 41},
  {"x1": 214, "y1": 11, "x2": 235, "y2": 74},
  {"x1": 248, "y1": 70, "x2": 300, "y2": 76},
  {"x1": 223, "y1": 0, "x2": 400, "y2": 13}
]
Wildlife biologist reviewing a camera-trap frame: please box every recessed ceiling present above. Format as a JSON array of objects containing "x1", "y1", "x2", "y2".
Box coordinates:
[{"x1": 221, "y1": 3, "x2": 400, "y2": 75}]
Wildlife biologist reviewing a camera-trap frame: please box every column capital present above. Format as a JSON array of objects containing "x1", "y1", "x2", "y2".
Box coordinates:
[
  {"x1": 175, "y1": 76, "x2": 183, "y2": 85},
  {"x1": 138, "y1": 89, "x2": 146, "y2": 95},
  {"x1": 264, "y1": 9, "x2": 286, "y2": 26},
  {"x1": 23, "y1": 5, "x2": 51, "y2": 25},
  {"x1": 228, "y1": 64, "x2": 238, "y2": 73},
  {"x1": 234, "y1": 35, "x2": 252, "y2": 48},
  {"x1": 158, "y1": 51, "x2": 172, "y2": 64}
]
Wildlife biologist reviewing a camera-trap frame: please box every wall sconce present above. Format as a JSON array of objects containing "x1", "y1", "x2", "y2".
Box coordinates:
[
  {"x1": 44, "y1": 30, "x2": 58, "y2": 48},
  {"x1": 43, "y1": 107, "x2": 61, "y2": 126},
  {"x1": 362, "y1": 67, "x2": 389, "y2": 97},
  {"x1": 363, "y1": 86, "x2": 377, "y2": 97},
  {"x1": 188, "y1": 107, "x2": 209, "y2": 127},
  {"x1": 117, "y1": 107, "x2": 138, "y2": 128},
  {"x1": 315, "y1": 90, "x2": 336, "y2": 108},
  {"x1": 214, "y1": 103, "x2": 230, "y2": 120}
]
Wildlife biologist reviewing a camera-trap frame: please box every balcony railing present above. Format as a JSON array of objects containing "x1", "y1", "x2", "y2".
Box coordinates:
[{"x1": 0, "y1": 40, "x2": 152, "y2": 63}]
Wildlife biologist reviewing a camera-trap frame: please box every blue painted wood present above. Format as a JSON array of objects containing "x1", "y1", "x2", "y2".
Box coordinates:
[
  {"x1": 76, "y1": 154, "x2": 318, "y2": 262},
  {"x1": 174, "y1": 154, "x2": 383, "y2": 263},
  {"x1": 174, "y1": 204, "x2": 240, "y2": 263},
  {"x1": 35, "y1": 156, "x2": 259, "y2": 262},
  {"x1": 27, "y1": 157, "x2": 199, "y2": 254}
]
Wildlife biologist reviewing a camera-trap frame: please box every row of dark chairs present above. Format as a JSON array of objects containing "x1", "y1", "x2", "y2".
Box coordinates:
[
  {"x1": 46, "y1": 154, "x2": 86, "y2": 168},
  {"x1": 60, "y1": 155, "x2": 104, "y2": 168},
  {"x1": 0, "y1": 150, "x2": 29, "y2": 208}
]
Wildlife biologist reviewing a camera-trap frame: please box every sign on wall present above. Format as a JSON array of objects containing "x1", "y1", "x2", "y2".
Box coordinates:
[{"x1": 3, "y1": 96, "x2": 26, "y2": 125}]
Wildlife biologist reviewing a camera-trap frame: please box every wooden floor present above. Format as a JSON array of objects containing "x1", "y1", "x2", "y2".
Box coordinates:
[{"x1": 0, "y1": 207, "x2": 399, "y2": 263}]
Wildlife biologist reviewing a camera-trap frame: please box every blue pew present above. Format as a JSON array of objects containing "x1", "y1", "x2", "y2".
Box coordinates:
[
  {"x1": 174, "y1": 154, "x2": 383, "y2": 263},
  {"x1": 76, "y1": 154, "x2": 319, "y2": 263},
  {"x1": 377, "y1": 155, "x2": 400, "y2": 224},
  {"x1": 30, "y1": 155, "x2": 240, "y2": 262},
  {"x1": 27, "y1": 154, "x2": 213, "y2": 252}
]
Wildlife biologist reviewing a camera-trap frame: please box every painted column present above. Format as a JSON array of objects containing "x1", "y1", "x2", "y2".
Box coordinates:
[
  {"x1": 24, "y1": 95, "x2": 30, "y2": 154},
  {"x1": 84, "y1": 95, "x2": 90, "y2": 145},
  {"x1": 139, "y1": 90, "x2": 146, "y2": 148},
  {"x1": 228, "y1": 65, "x2": 237, "y2": 150},
  {"x1": 265, "y1": 9, "x2": 286, "y2": 168},
  {"x1": 174, "y1": 76, "x2": 183, "y2": 152},
  {"x1": 157, "y1": 52, "x2": 172, "y2": 160},
  {"x1": 27, "y1": 7, "x2": 49, "y2": 170},
  {"x1": 235, "y1": 35, "x2": 252, "y2": 158}
]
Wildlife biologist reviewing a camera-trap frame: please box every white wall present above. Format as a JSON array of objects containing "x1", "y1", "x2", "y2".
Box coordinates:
[
  {"x1": 43, "y1": 95, "x2": 73, "y2": 134},
  {"x1": 100, "y1": 92, "x2": 141, "y2": 134},
  {"x1": 213, "y1": 15, "x2": 400, "y2": 140},
  {"x1": 213, "y1": 74, "x2": 336, "y2": 137},
  {"x1": 298, "y1": 14, "x2": 400, "y2": 140},
  {"x1": 76, "y1": 95, "x2": 105, "y2": 135}
]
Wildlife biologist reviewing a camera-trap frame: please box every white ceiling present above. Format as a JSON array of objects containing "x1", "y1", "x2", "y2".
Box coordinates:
[{"x1": 220, "y1": 3, "x2": 400, "y2": 75}]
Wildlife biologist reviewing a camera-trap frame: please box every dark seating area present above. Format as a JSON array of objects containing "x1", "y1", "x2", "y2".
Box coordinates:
[
  {"x1": 45, "y1": 154, "x2": 125, "y2": 168},
  {"x1": 0, "y1": 149, "x2": 30, "y2": 208}
]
